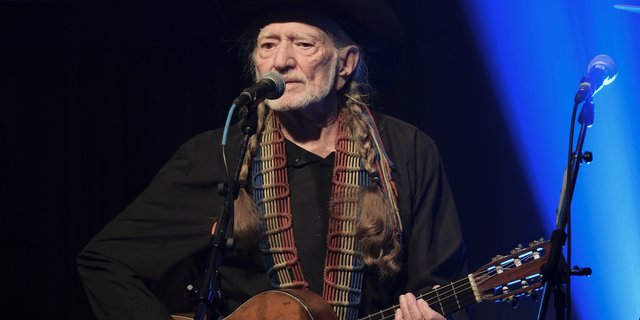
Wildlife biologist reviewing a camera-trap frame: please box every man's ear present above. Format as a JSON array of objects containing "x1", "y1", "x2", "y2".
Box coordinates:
[{"x1": 335, "y1": 46, "x2": 359, "y2": 91}]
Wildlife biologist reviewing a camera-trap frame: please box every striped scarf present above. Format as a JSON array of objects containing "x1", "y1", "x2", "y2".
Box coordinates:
[{"x1": 251, "y1": 106, "x2": 400, "y2": 319}]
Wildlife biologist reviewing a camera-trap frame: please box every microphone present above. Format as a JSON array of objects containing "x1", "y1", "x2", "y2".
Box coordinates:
[
  {"x1": 232, "y1": 71, "x2": 286, "y2": 108},
  {"x1": 575, "y1": 54, "x2": 618, "y2": 103}
]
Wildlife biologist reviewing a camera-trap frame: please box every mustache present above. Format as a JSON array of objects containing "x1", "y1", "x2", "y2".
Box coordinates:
[
  {"x1": 253, "y1": 70, "x2": 308, "y2": 84},
  {"x1": 281, "y1": 72, "x2": 308, "y2": 84}
]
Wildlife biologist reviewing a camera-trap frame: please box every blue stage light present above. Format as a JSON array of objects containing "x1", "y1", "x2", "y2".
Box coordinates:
[{"x1": 462, "y1": 1, "x2": 640, "y2": 318}]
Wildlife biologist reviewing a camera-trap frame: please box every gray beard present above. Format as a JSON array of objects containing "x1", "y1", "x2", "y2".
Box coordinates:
[{"x1": 264, "y1": 58, "x2": 338, "y2": 112}]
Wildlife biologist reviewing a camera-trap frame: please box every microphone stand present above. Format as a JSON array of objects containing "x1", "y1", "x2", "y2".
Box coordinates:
[
  {"x1": 537, "y1": 98, "x2": 594, "y2": 320},
  {"x1": 193, "y1": 107, "x2": 259, "y2": 320}
]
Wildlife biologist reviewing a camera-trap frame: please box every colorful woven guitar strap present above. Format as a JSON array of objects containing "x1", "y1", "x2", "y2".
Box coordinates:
[{"x1": 251, "y1": 107, "x2": 401, "y2": 320}]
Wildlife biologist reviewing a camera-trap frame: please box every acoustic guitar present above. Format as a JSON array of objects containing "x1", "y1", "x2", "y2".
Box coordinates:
[{"x1": 173, "y1": 239, "x2": 550, "y2": 320}]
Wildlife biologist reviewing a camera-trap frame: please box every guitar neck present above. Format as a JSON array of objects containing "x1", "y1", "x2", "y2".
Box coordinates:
[
  {"x1": 176, "y1": 240, "x2": 546, "y2": 320},
  {"x1": 360, "y1": 275, "x2": 480, "y2": 320}
]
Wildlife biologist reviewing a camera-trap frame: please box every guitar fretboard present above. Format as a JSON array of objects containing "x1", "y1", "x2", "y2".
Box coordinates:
[{"x1": 359, "y1": 275, "x2": 479, "y2": 319}]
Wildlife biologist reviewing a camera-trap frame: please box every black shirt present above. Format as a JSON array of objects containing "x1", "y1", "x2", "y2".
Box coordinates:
[
  {"x1": 78, "y1": 112, "x2": 467, "y2": 320},
  {"x1": 286, "y1": 138, "x2": 334, "y2": 297}
]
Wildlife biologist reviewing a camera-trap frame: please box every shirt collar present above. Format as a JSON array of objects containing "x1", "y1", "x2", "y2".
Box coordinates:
[{"x1": 285, "y1": 139, "x2": 335, "y2": 167}]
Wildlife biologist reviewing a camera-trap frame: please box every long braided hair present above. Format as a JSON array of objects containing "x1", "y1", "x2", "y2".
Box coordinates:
[{"x1": 232, "y1": 15, "x2": 402, "y2": 278}]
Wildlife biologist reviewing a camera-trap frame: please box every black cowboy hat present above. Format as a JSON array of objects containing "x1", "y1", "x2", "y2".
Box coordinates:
[{"x1": 215, "y1": 0, "x2": 404, "y2": 88}]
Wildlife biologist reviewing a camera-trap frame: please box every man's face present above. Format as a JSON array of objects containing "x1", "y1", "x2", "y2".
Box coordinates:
[{"x1": 254, "y1": 21, "x2": 338, "y2": 111}]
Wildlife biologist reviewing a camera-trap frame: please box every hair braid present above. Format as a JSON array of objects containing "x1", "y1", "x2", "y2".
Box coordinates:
[
  {"x1": 331, "y1": 22, "x2": 401, "y2": 277},
  {"x1": 344, "y1": 99, "x2": 402, "y2": 278}
]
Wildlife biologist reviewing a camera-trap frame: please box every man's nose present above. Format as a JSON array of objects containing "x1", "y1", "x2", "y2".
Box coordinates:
[{"x1": 272, "y1": 43, "x2": 296, "y2": 71}]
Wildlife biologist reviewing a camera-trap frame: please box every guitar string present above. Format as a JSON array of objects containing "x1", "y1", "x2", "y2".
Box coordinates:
[
  {"x1": 363, "y1": 280, "x2": 532, "y2": 319},
  {"x1": 367, "y1": 293, "x2": 478, "y2": 320},
  {"x1": 363, "y1": 280, "x2": 474, "y2": 319},
  {"x1": 426, "y1": 250, "x2": 543, "y2": 303},
  {"x1": 363, "y1": 263, "x2": 532, "y2": 320},
  {"x1": 363, "y1": 287, "x2": 477, "y2": 320},
  {"x1": 473, "y1": 251, "x2": 539, "y2": 278},
  {"x1": 361, "y1": 249, "x2": 543, "y2": 319},
  {"x1": 420, "y1": 252, "x2": 542, "y2": 306}
]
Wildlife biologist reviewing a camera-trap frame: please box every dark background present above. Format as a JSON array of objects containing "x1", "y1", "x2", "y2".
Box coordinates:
[{"x1": 1, "y1": 1, "x2": 557, "y2": 319}]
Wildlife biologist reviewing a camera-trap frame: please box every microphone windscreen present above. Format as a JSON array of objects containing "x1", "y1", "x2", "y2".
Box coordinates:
[
  {"x1": 588, "y1": 54, "x2": 618, "y2": 86},
  {"x1": 258, "y1": 71, "x2": 286, "y2": 100}
]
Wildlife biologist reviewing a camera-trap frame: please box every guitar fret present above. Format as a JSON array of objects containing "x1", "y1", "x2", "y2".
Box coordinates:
[
  {"x1": 451, "y1": 282, "x2": 460, "y2": 310},
  {"x1": 442, "y1": 294, "x2": 477, "y2": 315},
  {"x1": 380, "y1": 308, "x2": 396, "y2": 319},
  {"x1": 423, "y1": 283, "x2": 469, "y2": 305},
  {"x1": 362, "y1": 304, "x2": 397, "y2": 320},
  {"x1": 423, "y1": 279, "x2": 476, "y2": 316},
  {"x1": 434, "y1": 287, "x2": 445, "y2": 315}
]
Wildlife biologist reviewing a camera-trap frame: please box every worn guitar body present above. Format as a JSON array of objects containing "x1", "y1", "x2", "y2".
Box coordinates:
[
  {"x1": 226, "y1": 289, "x2": 338, "y2": 320},
  {"x1": 172, "y1": 289, "x2": 338, "y2": 320}
]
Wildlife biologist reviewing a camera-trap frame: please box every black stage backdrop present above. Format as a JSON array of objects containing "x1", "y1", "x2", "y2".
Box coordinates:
[{"x1": 1, "y1": 1, "x2": 560, "y2": 319}]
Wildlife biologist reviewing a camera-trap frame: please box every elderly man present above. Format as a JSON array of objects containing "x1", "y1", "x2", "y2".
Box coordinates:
[{"x1": 78, "y1": 1, "x2": 467, "y2": 320}]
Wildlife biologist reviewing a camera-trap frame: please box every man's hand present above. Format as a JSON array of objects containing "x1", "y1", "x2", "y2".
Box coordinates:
[{"x1": 394, "y1": 291, "x2": 445, "y2": 320}]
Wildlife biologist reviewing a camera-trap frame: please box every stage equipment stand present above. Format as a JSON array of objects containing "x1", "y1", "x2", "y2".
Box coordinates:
[
  {"x1": 537, "y1": 97, "x2": 594, "y2": 320},
  {"x1": 193, "y1": 107, "x2": 259, "y2": 320}
]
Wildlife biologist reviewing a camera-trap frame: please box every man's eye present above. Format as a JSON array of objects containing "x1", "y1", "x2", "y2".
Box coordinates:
[
  {"x1": 261, "y1": 43, "x2": 275, "y2": 49},
  {"x1": 299, "y1": 42, "x2": 313, "y2": 48}
]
